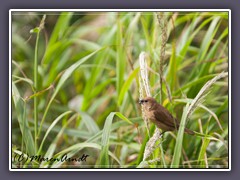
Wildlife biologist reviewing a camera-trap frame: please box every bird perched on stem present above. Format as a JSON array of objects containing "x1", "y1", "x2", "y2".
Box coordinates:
[{"x1": 139, "y1": 97, "x2": 194, "y2": 136}]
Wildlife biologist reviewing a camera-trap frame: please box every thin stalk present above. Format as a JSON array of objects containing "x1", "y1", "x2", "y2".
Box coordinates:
[
  {"x1": 32, "y1": 14, "x2": 46, "y2": 153},
  {"x1": 34, "y1": 30, "x2": 40, "y2": 153},
  {"x1": 160, "y1": 144, "x2": 167, "y2": 167}
]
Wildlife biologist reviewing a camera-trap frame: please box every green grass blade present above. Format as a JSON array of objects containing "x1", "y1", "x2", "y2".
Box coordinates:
[
  {"x1": 43, "y1": 12, "x2": 73, "y2": 64},
  {"x1": 77, "y1": 110, "x2": 100, "y2": 134},
  {"x1": 99, "y1": 112, "x2": 115, "y2": 167},
  {"x1": 118, "y1": 67, "x2": 139, "y2": 105},
  {"x1": 116, "y1": 19, "x2": 125, "y2": 97},
  {"x1": 12, "y1": 75, "x2": 33, "y2": 85},
  {"x1": 197, "y1": 16, "x2": 221, "y2": 62},
  {"x1": 40, "y1": 114, "x2": 77, "y2": 168},
  {"x1": 12, "y1": 83, "x2": 35, "y2": 155},
  {"x1": 115, "y1": 112, "x2": 133, "y2": 125},
  {"x1": 171, "y1": 104, "x2": 189, "y2": 168},
  {"x1": 99, "y1": 112, "x2": 133, "y2": 167},
  {"x1": 37, "y1": 111, "x2": 72, "y2": 155},
  {"x1": 173, "y1": 74, "x2": 217, "y2": 96},
  {"x1": 175, "y1": 98, "x2": 223, "y2": 131}
]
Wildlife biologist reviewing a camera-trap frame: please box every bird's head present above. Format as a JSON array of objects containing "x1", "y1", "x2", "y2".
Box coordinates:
[{"x1": 139, "y1": 97, "x2": 157, "y2": 110}]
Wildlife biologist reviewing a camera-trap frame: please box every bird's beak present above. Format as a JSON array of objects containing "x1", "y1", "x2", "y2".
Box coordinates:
[{"x1": 139, "y1": 99, "x2": 143, "y2": 104}]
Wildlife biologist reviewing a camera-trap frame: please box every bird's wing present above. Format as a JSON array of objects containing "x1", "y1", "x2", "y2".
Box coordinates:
[{"x1": 153, "y1": 106, "x2": 179, "y2": 128}]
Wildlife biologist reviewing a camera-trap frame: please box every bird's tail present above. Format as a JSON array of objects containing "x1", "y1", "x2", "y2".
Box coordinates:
[{"x1": 184, "y1": 128, "x2": 195, "y2": 135}]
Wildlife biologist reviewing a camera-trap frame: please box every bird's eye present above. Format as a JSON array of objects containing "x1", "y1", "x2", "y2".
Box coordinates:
[{"x1": 144, "y1": 100, "x2": 148, "y2": 102}]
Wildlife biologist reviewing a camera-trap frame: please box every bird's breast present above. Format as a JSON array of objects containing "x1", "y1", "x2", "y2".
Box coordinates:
[{"x1": 144, "y1": 109, "x2": 155, "y2": 120}]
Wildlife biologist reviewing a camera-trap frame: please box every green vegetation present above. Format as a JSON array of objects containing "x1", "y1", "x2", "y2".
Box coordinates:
[{"x1": 11, "y1": 11, "x2": 229, "y2": 169}]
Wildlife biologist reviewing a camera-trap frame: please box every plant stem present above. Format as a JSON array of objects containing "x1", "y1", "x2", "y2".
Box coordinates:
[{"x1": 34, "y1": 30, "x2": 40, "y2": 153}]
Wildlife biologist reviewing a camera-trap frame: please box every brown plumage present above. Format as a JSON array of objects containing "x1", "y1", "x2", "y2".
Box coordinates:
[{"x1": 139, "y1": 97, "x2": 194, "y2": 135}]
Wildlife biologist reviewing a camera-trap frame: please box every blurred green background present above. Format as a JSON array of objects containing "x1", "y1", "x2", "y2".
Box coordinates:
[{"x1": 11, "y1": 11, "x2": 229, "y2": 168}]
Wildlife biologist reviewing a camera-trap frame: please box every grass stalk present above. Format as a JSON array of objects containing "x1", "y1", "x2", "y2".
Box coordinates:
[
  {"x1": 33, "y1": 26, "x2": 40, "y2": 153},
  {"x1": 32, "y1": 15, "x2": 46, "y2": 153},
  {"x1": 156, "y1": 12, "x2": 168, "y2": 104}
]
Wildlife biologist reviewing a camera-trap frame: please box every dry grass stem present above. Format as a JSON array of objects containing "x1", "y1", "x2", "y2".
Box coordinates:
[{"x1": 139, "y1": 52, "x2": 164, "y2": 161}]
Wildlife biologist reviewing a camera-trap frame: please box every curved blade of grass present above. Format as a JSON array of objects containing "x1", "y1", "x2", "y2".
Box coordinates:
[
  {"x1": 42, "y1": 40, "x2": 72, "y2": 66},
  {"x1": 77, "y1": 110, "x2": 100, "y2": 134},
  {"x1": 74, "y1": 39, "x2": 102, "y2": 51},
  {"x1": 37, "y1": 111, "x2": 72, "y2": 155},
  {"x1": 99, "y1": 112, "x2": 133, "y2": 168},
  {"x1": 88, "y1": 78, "x2": 115, "y2": 100},
  {"x1": 137, "y1": 161, "x2": 149, "y2": 168},
  {"x1": 209, "y1": 98, "x2": 228, "y2": 132},
  {"x1": 118, "y1": 67, "x2": 139, "y2": 105},
  {"x1": 43, "y1": 12, "x2": 73, "y2": 64},
  {"x1": 40, "y1": 114, "x2": 77, "y2": 168},
  {"x1": 198, "y1": 27, "x2": 228, "y2": 78},
  {"x1": 173, "y1": 74, "x2": 216, "y2": 96},
  {"x1": 197, "y1": 119, "x2": 211, "y2": 168},
  {"x1": 199, "y1": 105, "x2": 223, "y2": 131},
  {"x1": 175, "y1": 98, "x2": 223, "y2": 131},
  {"x1": 115, "y1": 112, "x2": 133, "y2": 125},
  {"x1": 99, "y1": 112, "x2": 115, "y2": 167},
  {"x1": 12, "y1": 83, "x2": 35, "y2": 155},
  {"x1": 171, "y1": 104, "x2": 189, "y2": 168},
  {"x1": 12, "y1": 75, "x2": 33, "y2": 85},
  {"x1": 197, "y1": 16, "x2": 221, "y2": 62},
  {"x1": 193, "y1": 131, "x2": 218, "y2": 140},
  {"x1": 125, "y1": 12, "x2": 141, "y2": 46},
  {"x1": 38, "y1": 48, "x2": 105, "y2": 138}
]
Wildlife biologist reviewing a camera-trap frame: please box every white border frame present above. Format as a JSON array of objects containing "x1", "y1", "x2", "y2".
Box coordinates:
[{"x1": 9, "y1": 9, "x2": 231, "y2": 171}]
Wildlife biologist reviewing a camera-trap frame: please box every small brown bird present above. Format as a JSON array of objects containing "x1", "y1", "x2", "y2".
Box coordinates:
[{"x1": 139, "y1": 97, "x2": 194, "y2": 135}]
